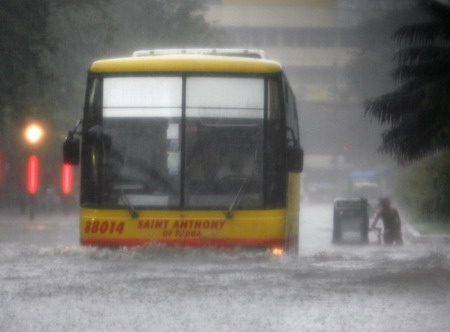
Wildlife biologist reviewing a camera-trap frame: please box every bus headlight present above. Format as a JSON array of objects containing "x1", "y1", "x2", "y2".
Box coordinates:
[{"x1": 271, "y1": 247, "x2": 285, "y2": 256}]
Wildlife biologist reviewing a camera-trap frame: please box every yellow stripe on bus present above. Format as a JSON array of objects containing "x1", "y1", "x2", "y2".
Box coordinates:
[
  {"x1": 91, "y1": 55, "x2": 282, "y2": 74},
  {"x1": 80, "y1": 208, "x2": 286, "y2": 242}
]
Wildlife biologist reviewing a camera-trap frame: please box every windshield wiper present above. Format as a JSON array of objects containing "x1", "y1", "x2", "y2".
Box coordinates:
[
  {"x1": 119, "y1": 187, "x2": 139, "y2": 219},
  {"x1": 226, "y1": 177, "x2": 249, "y2": 219}
]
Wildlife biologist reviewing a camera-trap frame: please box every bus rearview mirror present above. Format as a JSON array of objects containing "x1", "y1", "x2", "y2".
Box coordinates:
[
  {"x1": 288, "y1": 146, "x2": 303, "y2": 172},
  {"x1": 63, "y1": 133, "x2": 80, "y2": 165}
]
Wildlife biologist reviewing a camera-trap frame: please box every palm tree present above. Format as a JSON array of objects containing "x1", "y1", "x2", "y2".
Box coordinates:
[{"x1": 365, "y1": 0, "x2": 450, "y2": 162}]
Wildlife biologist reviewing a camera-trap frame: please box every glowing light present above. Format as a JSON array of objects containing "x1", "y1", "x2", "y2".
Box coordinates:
[
  {"x1": 271, "y1": 247, "x2": 285, "y2": 256},
  {"x1": 61, "y1": 163, "x2": 73, "y2": 194},
  {"x1": 25, "y1": 124, "x2": 44, "y2": 144},
  {"x1": 27, "y1": 223, "x2": 48, "y2": 231},
  {"x1": 27, "y1": 155, "x2": 39, "y2": 194}
]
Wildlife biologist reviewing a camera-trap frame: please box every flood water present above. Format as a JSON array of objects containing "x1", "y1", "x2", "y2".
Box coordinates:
[{"x1": 1, "y1": 203, "x2": 449, "y2": 332}]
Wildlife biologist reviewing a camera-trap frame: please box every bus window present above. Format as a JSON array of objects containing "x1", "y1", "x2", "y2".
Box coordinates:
[
  {"x1": 84, "y1": 76, "x2": 101, "y2": 121},
  {"x1": 82, "y1": 76, "x2": 182, "y2": 208},
  {"x1": 285, "y1": 79, "x2": 300, "y2": 148},
  {"x1": 185, "y1": 77, "x2": 264, "y2": 208},
  {"x1": 265, "y1": 78, "x2": 286, "y2": 207}
]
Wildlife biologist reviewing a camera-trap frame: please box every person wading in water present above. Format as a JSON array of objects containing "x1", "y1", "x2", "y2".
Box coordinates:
[{"x1": 370, "y1": 197, "x2": 403, "y2": 245}]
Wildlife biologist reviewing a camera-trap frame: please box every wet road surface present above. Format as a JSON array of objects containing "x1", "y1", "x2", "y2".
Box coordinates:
[{"x1": 1, "y1": 204, "x2": 449, "y2": 331}]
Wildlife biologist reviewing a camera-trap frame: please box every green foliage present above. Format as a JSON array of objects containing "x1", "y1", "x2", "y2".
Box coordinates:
[
  {"x1": 0, "y1": 0, "x2": 110, "y2": 135},
  {"x1": 0, "y1": 0, "x2": 50, "y2": 120},
  {"x1": 396, "y1": 150, "x2": 450, "y2": 218},
  {"x1": 365, "y1": 0, "x2": 450, "y2": 162}
]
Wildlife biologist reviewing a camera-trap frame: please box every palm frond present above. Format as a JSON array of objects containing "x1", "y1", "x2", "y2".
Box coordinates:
[
  {"x1": 380, "y1": 107, "x2": 449, "y2": 161},
  {"x1": 398, "y1": 74, "x2": 450, "y2": 93},
  {"x1": 395, "y1": 46, "x2": 450, "y2": 65},
  {"x1": 392, "y1": 60, "x2": 450, "y2": 82},
  {"x1": 366, "y1": 0, "x2": 450, "y2": 162},
  {"x1": 394, "y1": 22, "x2": 450, "y2": 44},
  {"x1": 365, "y1": 91, "x2": 423, "y2": 125},
  {"x1": 366, "y1": 75, "x2": 450, "y2": 125}
]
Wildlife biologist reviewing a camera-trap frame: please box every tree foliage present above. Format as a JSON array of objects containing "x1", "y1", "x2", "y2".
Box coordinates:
[
  {"x1": 365, "y1": 0, "x2": 450, "y2": 162},
  {"x1": 0, "y1": 0, "x2": 110, "y2": 131},
  {"x1": 0, "y1": 1, "x2": 49, "y2": 117},
  {"x1": 396, "y1": 150, "x2": 450, "y2": 217}
]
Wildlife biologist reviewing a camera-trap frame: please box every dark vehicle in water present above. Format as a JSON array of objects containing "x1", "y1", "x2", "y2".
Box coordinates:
[{"x1": 332, "y1": 198, "x2": 369, "y2": 244}]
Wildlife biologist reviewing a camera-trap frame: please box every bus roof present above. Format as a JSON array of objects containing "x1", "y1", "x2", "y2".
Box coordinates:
[
  {"x1": 132, "y1": 48, "x2": 267, "y2": 59},
  {"x1": 90, "y1": 54, "x2": 282, "y2": 74}
]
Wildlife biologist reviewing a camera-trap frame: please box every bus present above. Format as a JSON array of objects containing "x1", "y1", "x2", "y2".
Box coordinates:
[{"x1": 63, "y1": 49, "x2": 303, "y2": 253}]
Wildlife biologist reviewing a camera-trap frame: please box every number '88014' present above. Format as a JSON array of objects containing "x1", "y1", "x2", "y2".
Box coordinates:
[{"x1": 84, "y1": 220, "x2": 125, "y2": 234}]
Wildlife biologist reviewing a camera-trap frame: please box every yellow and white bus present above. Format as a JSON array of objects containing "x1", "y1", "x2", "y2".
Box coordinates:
[{"x1": 64, "y1": 49, "x2": 303, "y2": 253}]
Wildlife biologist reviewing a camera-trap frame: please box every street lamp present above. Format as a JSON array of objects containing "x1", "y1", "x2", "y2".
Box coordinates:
[
  {"x1": 24, "y1": 124, "x2": 44, "y2": 145},
  {"x1": 24, "y1": 123, "x2": 44, "y2": 221}
]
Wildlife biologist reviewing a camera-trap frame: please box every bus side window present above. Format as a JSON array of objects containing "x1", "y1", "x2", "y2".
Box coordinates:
[
  {"x1": 284, "y1": 77, "x2": 303, "y2": 172},
  {"x1": 84, "y1": 76, "x2": 101, "y2": 121},
  {"x1": 266, "y1": 78, "x2": 286, "y2": 207},
  {"x1": 285, "y1": 79, "x2": 299, "y2": 147}
]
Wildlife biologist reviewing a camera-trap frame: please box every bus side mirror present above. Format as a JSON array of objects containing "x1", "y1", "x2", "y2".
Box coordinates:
[
  {"x1": 287, "y1": 146, "x2": 303, "y2": 172},
  {"x1": 63, "y1": 132, "x2": 80, "y2": 165}
]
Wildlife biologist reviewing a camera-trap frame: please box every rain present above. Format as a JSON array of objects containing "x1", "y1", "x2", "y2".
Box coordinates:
[{"x1": 1, "y1": 1, "x2": 449, "y2": 331}]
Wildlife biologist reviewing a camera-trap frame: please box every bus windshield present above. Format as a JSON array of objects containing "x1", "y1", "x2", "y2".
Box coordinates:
[
  {"x1": 101, "y1": 76, "x2": 183, "y2": 208},
  {"x1": 81, "y1": 75, "x2": 285, "y2": 209}
]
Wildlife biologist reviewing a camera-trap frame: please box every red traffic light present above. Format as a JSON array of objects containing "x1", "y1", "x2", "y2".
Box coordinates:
[
  {"x1": 27, "y1": 155, "x2": 39, "y2": 194},
  {"x1": 61, "y1": 163, "x2": 73, "y2": 195}
]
